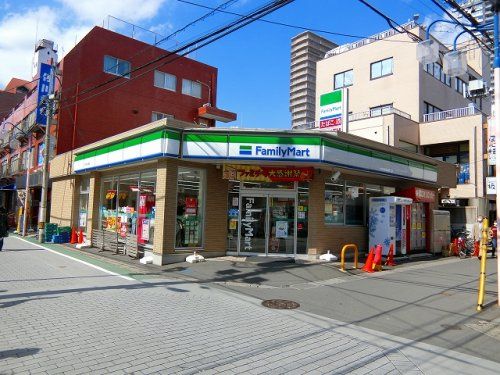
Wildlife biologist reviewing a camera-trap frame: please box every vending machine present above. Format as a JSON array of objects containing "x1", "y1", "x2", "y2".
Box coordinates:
[{"x1": 369, "y1": 196, "x2": 413, "y2": 256}]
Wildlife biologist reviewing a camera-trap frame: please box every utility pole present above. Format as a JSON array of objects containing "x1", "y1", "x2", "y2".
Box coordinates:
[
  {"x1": 38, "y1": 90, "x2": 55, "y2": 243},
  {"x1": 22, "y1": 136, "x2": 32, "y2": 237}
]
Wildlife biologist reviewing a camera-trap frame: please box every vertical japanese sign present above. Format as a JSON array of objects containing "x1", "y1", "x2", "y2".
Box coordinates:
[
  {"x1": 488, "y1": 118, "x2": 496, "y2": 166},
  {"x1": 36, "y1": 63, "x2": 54, "y2": 126},
  {"x1": 319, "y1": 89, "x2": 348, "y2": 131}
]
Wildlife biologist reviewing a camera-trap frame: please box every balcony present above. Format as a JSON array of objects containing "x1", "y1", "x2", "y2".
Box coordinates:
[
  {"x1": 423, "y1": 106, "x2": 480, "y2": 122},
  {"x1": 291, "y1": 107, "x2": 411, "y2": 130}
]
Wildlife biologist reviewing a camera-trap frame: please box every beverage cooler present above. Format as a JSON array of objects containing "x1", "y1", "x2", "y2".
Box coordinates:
[{"x1": 369, "y1": 196, "x2": 413, "y2": 256}]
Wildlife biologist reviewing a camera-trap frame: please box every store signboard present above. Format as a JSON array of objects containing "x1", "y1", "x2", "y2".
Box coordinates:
[
  {"x1": 319, "y1": 90, "x2": 345, "y2": 130},
  {"x1": 222, "y1": 164, "x2": 314, "y2": 182},
  {"x1": 486, "y1": 177, "x2": 496, "y2": 194},
  {"x1": 488, "y1": 118, "x2": 496, "y2": 166},
  {"x1": 228, "y1": 136, "x2": 321, "y2": 161},
  {"x1": 36, "y1": 63, "x2": 54, "y2": 126},
  {"x1": 74, "y1": 129, "x2": 180, "y2": 172}
]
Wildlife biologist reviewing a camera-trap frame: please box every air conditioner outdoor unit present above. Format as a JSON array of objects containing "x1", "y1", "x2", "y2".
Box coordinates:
[{"x1": 468, "y1": 79, "x2": 486, "y2": 97}]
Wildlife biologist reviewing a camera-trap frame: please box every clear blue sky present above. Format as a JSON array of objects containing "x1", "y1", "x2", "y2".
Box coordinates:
[{"x1": 0, "y1": 0, "x2": 452, "y2": 128}]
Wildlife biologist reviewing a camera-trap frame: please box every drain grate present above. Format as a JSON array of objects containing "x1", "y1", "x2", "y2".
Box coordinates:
[{"x1": 262, "y1": 299, "x2": 300, "y2": 309}]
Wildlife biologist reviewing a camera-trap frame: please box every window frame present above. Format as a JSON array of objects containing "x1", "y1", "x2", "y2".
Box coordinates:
[
  {"x1": 370, "y1": 103, "x2": 393, "y2": 117},
  {"x1": 154, "y1": 70, "x2": 177, "y2": 92},
  {"x1": 103, "y1": 55, "x2": 131, "y2": 79},
  {"x1": 151, "y1": 112, "x2": 174, "y2": 122},
  {"x1": 333, "y1": 69, "x2": 354, "y2": 90},
  {"x1": 324, "y1": 180, "x2": 366, "y2": 227},
  {"x1": 181, "y1": 79, "x2": 202, "y2": 98},
  {"x1": 370, "y1": 57, "x2": 393, "y2": 80},
  {"x1": 174, "y1": 166, "x2": 206, "y2": 249}
]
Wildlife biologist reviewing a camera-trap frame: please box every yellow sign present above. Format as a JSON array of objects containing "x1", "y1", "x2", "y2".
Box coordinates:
[{"x1": 229, "y1": 219, "x2": 237, "y2": 230}]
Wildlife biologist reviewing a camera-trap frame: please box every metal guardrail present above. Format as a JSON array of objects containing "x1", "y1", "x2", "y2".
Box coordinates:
[
  {"x1": 423, "y1": 106, "x2": 479, "y2": 122},
  {"x1": 324, "y1": 21, "x2": 418, "y2": 58}
]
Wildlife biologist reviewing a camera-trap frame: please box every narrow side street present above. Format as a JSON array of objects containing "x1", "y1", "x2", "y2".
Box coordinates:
[{"x1": 0, "y1": 236, "x2": 498, "y2": 374}]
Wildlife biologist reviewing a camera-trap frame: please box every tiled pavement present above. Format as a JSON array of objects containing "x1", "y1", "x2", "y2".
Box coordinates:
[{"x1": 0, "y1": 237, "x2": 498, "y2": 374}]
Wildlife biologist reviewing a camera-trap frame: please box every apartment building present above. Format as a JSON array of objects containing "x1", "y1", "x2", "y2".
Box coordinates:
[
  {"x1": 0, "y1": 26, "x2": 235, "y2": 231},
  {"x1": 290, "y1": 32, "x2": 337, "y2": 128},
  {"x1": 313, "y1": 21, "x2": 491, "y2": 236}
]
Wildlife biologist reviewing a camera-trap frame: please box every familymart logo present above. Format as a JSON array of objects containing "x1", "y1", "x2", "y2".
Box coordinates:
[{"x1": 239, "y1": 145, "x2": 252, "y2": 155}]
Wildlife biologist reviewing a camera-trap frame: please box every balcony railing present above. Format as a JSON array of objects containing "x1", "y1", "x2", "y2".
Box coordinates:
[
  {"x1": 422, "y1": 106, "x2": 480, "y2": 122},
  {"x1": 292, "y1": 107, "x2": 411, "y2": 130}
]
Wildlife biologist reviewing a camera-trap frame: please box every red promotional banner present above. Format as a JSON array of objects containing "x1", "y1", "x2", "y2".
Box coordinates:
[{"x1": 223, "y1": 164, "x2": 314, "y2": 182}]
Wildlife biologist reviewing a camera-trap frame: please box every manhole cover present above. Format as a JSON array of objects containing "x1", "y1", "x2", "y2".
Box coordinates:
[{"x1": 262, "y1": 299, "x2": 300, "y2": 309}]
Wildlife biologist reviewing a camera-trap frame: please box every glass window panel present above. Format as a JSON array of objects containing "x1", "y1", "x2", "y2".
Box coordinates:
[
  {"x1": 433, "y1": 64, "x2": 441, "y2": 79},
  {"x1": 117, "y1": 174, "x2": 139, "y2": 238},
  {"x1": 297, "y1": 182, "x2": 309, "y2": 254},
  {"x1": 191, "y1": 81, "x2": 201, "y2": 98},
  {"x1": 344, "y1": 69, "x2": 354, "y2": 86},
  {"x1": 182, "y1": 79, "x2": 191, "y2": 95},
  {"x1": 117, "y1": 60, "x2": 130, "y2": 77},
  {"x1": 176, "y1": 167, "x2": 205, "y2": 248},
  {"x1": 100, "y1": 178, "x2": 118, "y2": 232},
  {"x1": 154, "y1": 70, "x2": 164, "y2": 88},
  {"x1": 334, "y1": 73, "x2": 344, "y2": 90},
  {"x1": 345, "y1": 182, "x2": 364, "y2": 225},
  {"x1": 381, "y1": 58, "x2": 393, "y2": 76},
  {"x1": 227, "y1": 181, "x2": 240, "y2": 252},
  {"x1": 371, "y1": 62, "x2": 380, "y2": 79},
  {"x1": 137, "y1": 171, "x2": 156, "y2": 247},
  {"x1": 325, "y1": 180, "x2": 344, "y2": 224},
  {"x1": 103, "y1": 56, "x2": 116, "y2": 73}
]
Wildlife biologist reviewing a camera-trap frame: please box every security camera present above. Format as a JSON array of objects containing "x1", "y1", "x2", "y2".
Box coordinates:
[{"x1": 331, "y1": 171, "x2": 341, "y2": 182}]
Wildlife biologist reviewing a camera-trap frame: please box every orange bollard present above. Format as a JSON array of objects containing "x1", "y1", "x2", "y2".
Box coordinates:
[
  {"x1": 372, "y1": 244, "x2": 383, "y2": 271},
  {"x1": 361, "y1": 247, "x2": 375, "y2": 273},
  {"x1": 384, "y1": 244, "x2": 396, "y2": 266},
  {"x1": 70, "y1": 228, "x2": 77, "y2": 244},
  {"x1": 78, "y1": 228, "x2": 84, "y2": 244}
]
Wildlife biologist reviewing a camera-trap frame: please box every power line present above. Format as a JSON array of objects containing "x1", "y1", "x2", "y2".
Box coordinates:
[
  {"x1": 443, "y1": 0, "x2": 493, "y2": 45},
  {"x1": 430, "y1": 0, "x2": 492, "y2": 53},
  {"x1": 178, "y1": 0, "x2": 416, "y2": 43},
  {"x1": 57, "y1": 0, "x2": 239, "y2": 99},
  {"x1": 59, "y1": 0, "x2": 295, "y2": 110}
]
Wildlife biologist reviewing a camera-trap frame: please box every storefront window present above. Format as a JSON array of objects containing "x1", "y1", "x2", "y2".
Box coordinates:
[
  {"x1": 325, "y1": 180, "x2": 345, "y2": 224},
  {"x1": 345, "y1": 181, "x2": 364, "y2": 225},
  {"x1": 100, "y1": 177, "x2": 118, "y2": 232},
  {"x1": 297, "y1": 182, "x2": 309, "y2": 254},
  {"x1": 175, "y1": 167, "x2": 205, "y2": 248},
  {"x1": 242, "y1": 181, "x2": 294, "y2": 189},
  {"x1": 325, "y1": 180, "x2": 367, "y2": 226},
  {"x1": 79, "y1": 176, "x2": 90, "y2": 231},
  {"x1": 99, "y1": 171, "x2": 156, "y2": 248},
  {"x1": 117, "y1": 174, "x2": 139, "y2": 238},
  {"x1": 227, "y1": 181, "x2": 240, "y2": 252},
  {"x1": 137, "y1": 171, "x2": 156, "y2": 248}
]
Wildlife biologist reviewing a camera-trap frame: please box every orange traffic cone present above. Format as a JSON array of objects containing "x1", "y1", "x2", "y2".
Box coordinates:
[
  {"x1": 384, "y1": 243, "x2": 396, "y2": 266},
  {"x1": 78, "y1": 228, "x2": 84, "y2": 244},
  {"x1": 70, "y1": 227, "x2": 77, "y2": 244},
  {"x1": 372, "y1": 244, "x2": 383, "y2": 271},
  {"x1": 361, "y1": 247, "x2": 375, "y2": 273}
]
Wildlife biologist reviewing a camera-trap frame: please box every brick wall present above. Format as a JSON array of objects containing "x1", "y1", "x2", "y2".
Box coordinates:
[{"x1": 50, "y1": 177, "x2": 76, "y2": 226}]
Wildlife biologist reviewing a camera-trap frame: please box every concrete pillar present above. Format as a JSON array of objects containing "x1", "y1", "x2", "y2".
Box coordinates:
[{"x1": 87, "y1": 172, "x2": 101, "y2": 231}]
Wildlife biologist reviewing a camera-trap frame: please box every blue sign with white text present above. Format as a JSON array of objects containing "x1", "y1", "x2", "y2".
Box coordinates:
[{"x1": 36, "y1": 63, "x2": 54, "y2": 126}]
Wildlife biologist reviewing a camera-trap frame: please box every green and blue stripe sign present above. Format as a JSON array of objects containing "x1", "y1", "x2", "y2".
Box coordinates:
[
  {"x1": 73, "y1": 129, "x2": 438, "y2": 183},
  {"x1": 74, "y1": 129, "x2": 180, "y2": 172}
]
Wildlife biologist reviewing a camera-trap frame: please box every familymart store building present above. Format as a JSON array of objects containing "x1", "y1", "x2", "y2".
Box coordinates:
[{"x1": 49, "y1": 119, "x2": 455, "y2": 265}]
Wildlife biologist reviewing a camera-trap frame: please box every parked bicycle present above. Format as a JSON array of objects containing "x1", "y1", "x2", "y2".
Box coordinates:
[{"x1": 450, "y1": 228, "x2": 474, "y2": 258}]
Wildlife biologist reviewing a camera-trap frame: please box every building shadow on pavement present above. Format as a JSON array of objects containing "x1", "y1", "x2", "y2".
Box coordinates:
[{"x1": 0, "y1": 348, "x2": 40, "y2": 359}]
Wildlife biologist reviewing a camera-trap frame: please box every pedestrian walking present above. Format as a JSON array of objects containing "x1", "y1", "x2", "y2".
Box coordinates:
[
  {"x1": 0, "y1": 206, "x2": 9, "y2": 251},
  {"x1": 472, "y1": 216, "x2": 483, "y2": 257},
  {"x1": 489, "y1": 221, "x2": 497, "y2": 258}
]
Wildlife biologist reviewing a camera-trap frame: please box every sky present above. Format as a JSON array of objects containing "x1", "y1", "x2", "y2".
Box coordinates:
[{"x1": 0, "y1": 0, "x2": 465, "y2": 129}]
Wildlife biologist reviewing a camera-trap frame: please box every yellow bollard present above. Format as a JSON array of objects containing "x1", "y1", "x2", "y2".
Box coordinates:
[
  {"x1": 477, "y1": 218, "x2": 489, "y2": 311},
  {"x1": 340, "y1": 244, "x2": 358, "y2": 272}
]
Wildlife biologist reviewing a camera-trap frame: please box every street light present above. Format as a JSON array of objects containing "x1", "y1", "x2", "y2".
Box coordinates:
[
  {"x1": 0, "y1": 120, "x2": 32, "y2": 237},
  {"x1": 417, "y1": 7, "x2": 500, "y2": 308}
]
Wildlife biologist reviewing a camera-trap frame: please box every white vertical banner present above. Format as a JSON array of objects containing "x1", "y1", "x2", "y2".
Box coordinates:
[
  {"x1": 342, "y1": 87, "x2": 349, "y2": 133},
  {"x1": 488, "y1": 117, "x2": 496, "y2": 165}
]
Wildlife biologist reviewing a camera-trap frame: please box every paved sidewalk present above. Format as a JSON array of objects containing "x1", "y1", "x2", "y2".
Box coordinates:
[{"x1": 1, "y1": 236, "x2": 499, "y2": 374}]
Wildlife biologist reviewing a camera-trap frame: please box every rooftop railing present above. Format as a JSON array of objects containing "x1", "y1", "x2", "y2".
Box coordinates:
[
  {"x1": 422, "y1": 106, "x2": 480, "y2": 122},
  {"x1": 324, "y1": 21, "x2": 418, "y2": 58}
]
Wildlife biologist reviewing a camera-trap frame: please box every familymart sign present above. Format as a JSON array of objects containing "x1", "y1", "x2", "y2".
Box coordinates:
[{"x1": 319, "y1": 89, "x2": 347, "y2": 131}]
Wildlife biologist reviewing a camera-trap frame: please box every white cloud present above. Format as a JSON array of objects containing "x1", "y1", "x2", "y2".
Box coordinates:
[
  {"x1": 0, "y1": 1, "x2": 168, "y2": 88},
  {"x1": 57, "y1": 0, "x2": 167, "y2": 24}
]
